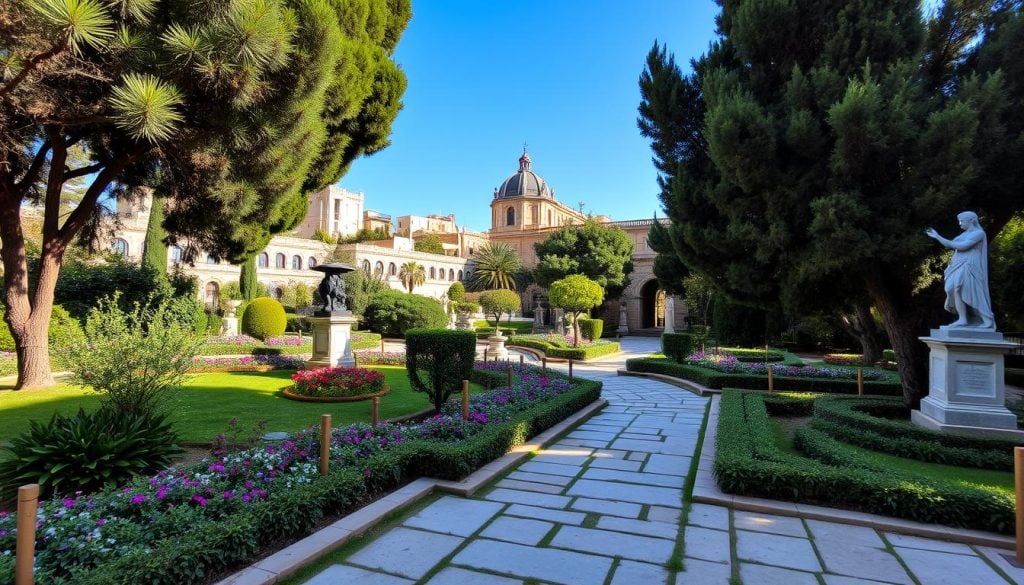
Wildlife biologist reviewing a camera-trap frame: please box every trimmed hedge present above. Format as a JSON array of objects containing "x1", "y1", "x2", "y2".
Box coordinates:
[
  {"x1": 507, "y1": 336, "x2": 621, "y2": 360},
  {"x1": 1008, "y1": 367, "x2": 1024, "y2": 387},
  {"x1": 473, "y1": 320, "x2": 534, "y2": 334},
  {"x1": 241, "y1": 298, "x2": 287, "y2": 341},
  {"x1": 661, "y1": 333, "x2": 695, "y2": 362},
  {"x1": 761, "y1": 392, "x2": 817, "y2": 416},
  {"x1": 362, "y1": 290, "x2": 447, "y2": 336},
  {"x1": 406, "y1": 329, "x2": 477, "y2": 411},
  {"x1": 626, "y1": 357, "x2": 902, "y2": 395},
  {"x1": 720, "y1": 346, "x2": 785, "y2": 362},
  {"x1": 715, "y1": 391, "x2": 1014, "y2": 534},
  {"x1": 812, "y1": 396, "x2": 1023, "y2": 457},
  {"x1": 578, "y1": 318, "x2": 603, "y2": 341}
]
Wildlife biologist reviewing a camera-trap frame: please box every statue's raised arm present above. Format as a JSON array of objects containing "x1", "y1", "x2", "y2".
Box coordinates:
[{"x1": 926, "y1": 211, "x2": 995, "y2": 329}]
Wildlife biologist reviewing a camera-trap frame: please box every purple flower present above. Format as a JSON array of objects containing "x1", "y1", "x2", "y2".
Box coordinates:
[
  {"x1": 130, "y1": 494, "x2": 146, "y2": 505},
  {"x1": 96, "y1": 518, "x2": 106, "y2": 527},
  {"x1": 192, "y1": 495, "x2": 209, "y2": 506},
  {"x1": 62, "y1": 498, "x2": 75, "y2": 508}
]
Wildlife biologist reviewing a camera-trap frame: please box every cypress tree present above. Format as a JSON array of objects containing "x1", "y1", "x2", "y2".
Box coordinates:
[
  {"x1": 141, "y1": 195, "x2": 168, "y2": 281},
  {"x1": 639, "y1": 1, "x2": 1024, "y2": 407},
  {"x1": 240, "y1": 256, "x2": 258, "y2": 302}
]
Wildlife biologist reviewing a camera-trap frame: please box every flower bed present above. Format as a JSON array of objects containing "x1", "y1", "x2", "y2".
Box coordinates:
[
  {"x1": 822, "y1": 353, "x2": 872, "y2": 366},
  {"x1": 685, "y1": 351, "x2": 883, "y2": 381},
  {"x1": 718, "y1": 346, "x2": 785, "y2": 362},
  {"x1": 354, "y1": 351, "x2": 406, "y2": 366},
  {"x1": 189, "y1": 355, "x2": 304, "y2": 373},
  {"x1": 507, "y1": 334, "x2": 620, "y2": 360},
  {"x1": 198, "y1": 335, "x2": 313, "y2": 357},
  {"x1": 289, "y1": 367, "x2": 387, "y2": 399},
  {"x1": 0, "y1": 363, "x2": 600, "y2": 584}
]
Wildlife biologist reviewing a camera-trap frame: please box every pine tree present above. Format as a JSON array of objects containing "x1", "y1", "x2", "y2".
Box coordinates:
[
  {"x1": 0, "y1": 0, "x2": 410, "y2": 387},
  {"x1": 639, "y1": 1, "x2": 1024, "y2": 407}
]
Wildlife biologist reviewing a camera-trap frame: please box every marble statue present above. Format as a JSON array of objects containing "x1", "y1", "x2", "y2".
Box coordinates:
[
  {"x1": 664, "y1": 295, "x2": 675, "y2": 333},
  {"x1": 925, "y1": 211, "x2": 995, "y2": 329}
]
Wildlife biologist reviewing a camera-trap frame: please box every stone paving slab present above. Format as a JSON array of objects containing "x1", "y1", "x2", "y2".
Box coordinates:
[
  {"x1": 815, "y1": 541, "x2": 913, "y2": 584},
  {"x1": 647, "y1": 505, "x2": 682, "y2": 525},
  {"x1": 885, "y1": 532, "x2": 976, "y2": 555},
  {"x1": 675, "y1": 558, "x2": 731, "y2": 584},
  {"x1": 740, "y1": 563, "x2": 819, "y2": 585},
  {"x1": 596, "y1": 515, "x2": 678, "y2": 540},
  {"x1": 566, "y1": 478, "x2": 683, "y2": 507},
  {"x1": 687, "y1": 503, "x2": 730, "y2": 531},
  {"x1": 611, "y1": 559, "x2": 672, "y2": 585},
  {"x1": 643, "y1": 453, "x2": 692, "y2": 476},
  {"x1": 402, "y1": 497, "x2": 504, "y2": 537},
  {"x1": 682, "y1": 526, "x2": 731, "y2": 563},
  {"x1": 580, "y1": 466, "x2": 682, "y2": 487},
  {"x1": 570, "y1": 496, "x2": 642, "y2": 518},
  {"x1": 346, "y1": 527, "x2": 464, "y2": 579},
  {"x1": 550, "y1": 525, "x2": 675, "y2": 564},
  {"x1": 735, "y1": 530, "x2": 823, "y2": 573},
  {"x1": 806, "y1": 518, "x2": 886, "y2": 548},
  {"x1": 516, "y1": 460, "x2": 584, "y2": 477},
  {"x1": 494, "y1": 478, "x2": 565, "y2": 494},
  {"x1": 483, "y1": 487, "x2": 572, "y2": 509},
  {"x1": 427, "y1": 567, "x2": 522, "y2": 585},
  {"x1": 588, "y1": 457, "x2": 643, "y2": 471},
  {"x1": 505, "y1": 470, "x2": 574, "y2": 486},
  {"x1": 479, "y1": 516, "x2": 553, "y2": 546},
  {"x1": 304, "y1": 564, "x2": 414, "y2": 585},
  {"x1": 452, "y1": 538, "x2": 613, "y2": 585},
  {"x1": 896, "y1": 546, "x2": 1009, "y2": 585},
  {"x1": 734, "y1": 511, "x2": 808, "y2": 537}
]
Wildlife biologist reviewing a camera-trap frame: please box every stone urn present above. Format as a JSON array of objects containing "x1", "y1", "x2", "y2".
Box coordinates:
[
  {"x1": 225, "y1": 299, "x2": 243, "y2": 317},
  {"x1": 487, "y1": 330, "x2": 509, "y2": 360}
]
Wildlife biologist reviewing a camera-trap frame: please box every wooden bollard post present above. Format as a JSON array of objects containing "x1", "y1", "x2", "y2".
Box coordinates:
[
  {"x1": 569, "y1": 359, "x2": 574, "y2": 380},
  {"x1": 1017, "y1": 447, "x2": 1024, "y2": 564},
  {"x1": 767, "y1": 366, "x2": 774, "y2": 393},
  {"x1": 519, "y1": 354, "x2": 524, "y2": 366},
  {"x1": 507, "y1": 366, "x2": 513, "y2": 387},
  {"x1": 319, "y1": 414, "x2": 331, "y2": 476},
  {"x1": 461, "y1": 379, "x2": 470, "y2": 419},
  {"x1": 483, "y1": 348, "x2": 488, "y2": 361},
  {"x1": 857, "y1": 367, "x2": 865, "y2": 397},
  {"x1": 16, "y1": 483, "x2": 39, "y2": 585},
  {"x1": 542, "y1": 357, "x2": 547, "y2": 377},
  {"x1": 380, "y1": 338, "x2": 385, "y2": 353},
  {"x1": 371, "y1": 397, "x2": 380, "y2": 427},
  {"x1": 764, "y1": 343, "x2": 769, "y2": 363}
]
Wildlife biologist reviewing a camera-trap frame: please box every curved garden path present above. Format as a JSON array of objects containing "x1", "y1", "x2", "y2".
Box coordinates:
[{"x1": 286, "y1": 338, "x2": 1022, "y2": 584}]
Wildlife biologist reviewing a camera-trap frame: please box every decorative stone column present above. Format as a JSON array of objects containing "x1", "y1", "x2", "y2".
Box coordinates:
[
  {"x1": 617, "y1": 303, "x2": 629, "y2": 336},
  {"x1": 487, "y1": 331, "x2": 509, "y2": 361},
  {"x1": 911, "y1": 328, "x2": 1023, "y2": 439},
  {"x1": 221, "y1": 299, "x2": 243, "y2": 336}
]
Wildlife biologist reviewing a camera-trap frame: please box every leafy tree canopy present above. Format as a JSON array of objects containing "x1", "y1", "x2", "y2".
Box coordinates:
[
  {"x1": 0, "y1": 0, "x2": 410, "y2": 387},
  {"x1": 413, "y1": 233, "x2": 445, "y2": 255},
  {"x1": 548, "y1": 274, "x2": 604, "y2": 347},
  {"x1": 478, "y1": 288, "x2": 520, "y2": 329},
  {"x1": 533, "y1": 218, "x2": 634, "y2": 296},
  {"x1": 638, "y1": 0, "x2": 1024, "y2": 406}
]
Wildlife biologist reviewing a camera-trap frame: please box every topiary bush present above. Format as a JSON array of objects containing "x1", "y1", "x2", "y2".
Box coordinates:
[
  {"x1": 406, "y1": 329, "x2": 476, "y2": 411},
  {"x1": 578, "y1": 318, "x2": 603, "y2": 340},
  {"x1": 242, "y1": 297, "x2": 287, "y2": 340},
  {"x1": 661, "y1": 332, "x2": 695, "y2": 362},
  {"x1": 361, "y1": 290, "x2": 447, "y2": 336},
  {"x1": 0, "y1": 408, "x2": 183, "y2": 499}
]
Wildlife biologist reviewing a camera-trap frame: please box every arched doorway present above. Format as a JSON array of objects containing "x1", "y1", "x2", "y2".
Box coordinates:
[{"x1": 640, "y1": 279, "x2": 665, "y2": 329}]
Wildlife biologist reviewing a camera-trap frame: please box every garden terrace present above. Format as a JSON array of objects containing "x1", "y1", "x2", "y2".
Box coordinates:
[
  {"x1": 0, "y1": 363, "x2": 601, "y2": 584},
  {"x1": 715, "y1": 390, "x2": 1015, "y2": 534}
]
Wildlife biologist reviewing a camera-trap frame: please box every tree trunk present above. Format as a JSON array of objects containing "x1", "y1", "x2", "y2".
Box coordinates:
[
  {"x1": 838, "y1": 303, "x2": 883, "y2": 364},
  {"x1": 864, "y1": 270, "x2": 938, "y2": 409}
]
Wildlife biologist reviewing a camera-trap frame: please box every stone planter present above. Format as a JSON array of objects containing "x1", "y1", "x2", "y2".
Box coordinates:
[
  {"x1": 487, "y1": 333, "x2": 509, "y2": 360},
  {"x1": 281, "y1": 385, "x2": 390, "y2": 403}
]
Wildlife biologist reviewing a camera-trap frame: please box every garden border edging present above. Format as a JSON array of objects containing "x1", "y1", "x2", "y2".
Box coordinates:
[
  {"x1": 216, "y1": 397, "x2": 608, "y2": 585},
  {"x1": 692, "y1": 395, "x2": 1016, "y2": 551}
]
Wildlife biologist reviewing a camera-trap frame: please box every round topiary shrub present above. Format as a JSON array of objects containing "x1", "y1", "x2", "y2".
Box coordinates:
[
  {"x1": 242, "y1": 297, "x2": 287, "y2": 340},
  {"x1": 361, "y1": 290, "x2": 447, "y2": 336}
]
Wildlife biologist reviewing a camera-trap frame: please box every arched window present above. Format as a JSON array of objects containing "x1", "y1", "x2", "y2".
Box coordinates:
[
  {"x1": 362, "y1": 260, "x2": 371, "y2": 273},
  {"x1": 448, "y1": 269, "x2": 454, "y2": 281},
  {"x1": 388, "y1": 262, "x2": 397, "y2": 276},
  {"x1": 429, "y1": 267, "x2": 436, "y2": 279},
  {"x1": 204, "y1": 282, "x2": 220, "y2": 309},
  {"x1": 457, "y1": 270, "x2": 463, "y2": 281},
  {"x1": 206, "y1": 253, "x2": 217, "y2": 264},
  {"x1": 112, "y1": 238, "x2": 129, "y2": 256},
  {"x1": 274, "y1": 287, "x2": 284, "y2": 300},
  {"x1": 374, "y1": 261, "x2": 384, "y2": 276},
  {"x1": 291, "y1": 255, "x2": 302, "y2": 270},
  {"x1": 258, "y1": 252, "x2": 269, "y2": 268},
  {"x1": 308, "y1": 257, "x2": 317, "y2": 269},
  {"x1": 169, "y1": 245, "x2": 182, "y2": 264},
  {"x1": 275, "y1": 253, "x2": 286, "y2": 269},
  {"x1": 506, "y1": 206, "x2": 515, "y2": 226}
]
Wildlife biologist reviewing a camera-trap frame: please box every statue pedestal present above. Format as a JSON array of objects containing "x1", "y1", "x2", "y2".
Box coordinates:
[
  {"x1": 617, "y1": 305, "x2": 629, "y2": 336},
  {"x1": 911, "y1": 328, "x2": 1023, "y2": 439},
  {"x1": 305, "y1": 312, "x2": 358, "y2": 369},
  {"x1": 221, "y1": 316, "x2": 239, "y2": 336},
  {"x1": 487, "y1": 333, "x2": 509, "y2": 360}
]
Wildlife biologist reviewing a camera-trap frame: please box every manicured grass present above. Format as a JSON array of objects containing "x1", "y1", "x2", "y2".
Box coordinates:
[
  {"x1": 0, "y1": 367, "x2": 486, "y2": 446},
  {"x1": 771, "y1": 418, "x2": 1013, "y2": 496}
]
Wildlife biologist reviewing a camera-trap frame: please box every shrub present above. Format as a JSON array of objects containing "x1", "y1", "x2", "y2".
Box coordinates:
[
  {"x1": 241, "y1": 297, "x2": 287, "y2": 340},
  {"x1": 0, "y1": 303, "x2": 86, "y2": 358},
  {"x1": 290, "y1": 367, "x2": 386, "y2": 398},
  {"x1": 823, "y1": 353, "x2": 870, "y2": 366},
  {"x1": 448, "y1": 281, "x2": 466, "y2": 302},
  {"x1": 578, "y1": 318, "x2": 603, "y2": 340},
  {"x1": 762, "y1": 392, "x2": 818, "y2": 416},
  {"x1": 66, "y1": 296, "x2": 201, "y2": 417},
  {"x1": 1008, "y1": 368, "x2": 1024, "y2": 387},
  {"x1": 361, "y1": 290, "x2": 447, "y2": 336},
  {"x1": 507, "y1": 336, "x2": 621, "y2": 360},
  {"x1": 661, "y1": 333, "x2": 695, "y2": 362},
  {"x1": 205, "y1": 311, "x2": 223, "y2": 336},
  {"x1": 882, "y1": 349, "x2": 897, "y2": 362},
  {"x1": 478, "y1": 289, "x2": 521, "y2": 329},
  {"x1": 720, "y1": 346, "x2": 785, "y2": 362},
  {"x1": 406, "y1": 329, "x2": 476, "y2": 411},
  {"x1": 0, "y1": 408, "x2": 182, "y2": 499}
]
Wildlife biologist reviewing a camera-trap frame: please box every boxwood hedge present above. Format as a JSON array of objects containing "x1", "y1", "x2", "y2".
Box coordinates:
[
  {"x1": 507, "y1": 336, "x2": 620, "y2": 360},
  {"x1": 627, "y1": 357, "x2": 902, "y2": 395},
  {"x1": 715, "y1": 391, "x2": 1014, "y2": 534}
]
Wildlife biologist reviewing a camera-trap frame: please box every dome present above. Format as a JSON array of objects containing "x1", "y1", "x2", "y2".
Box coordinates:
[{"x1": 495, "y1": 149, "x2": 552, "y2": 199}]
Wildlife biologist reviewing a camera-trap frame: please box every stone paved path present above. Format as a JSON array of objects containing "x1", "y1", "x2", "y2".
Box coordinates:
[{"x1": 303, "y1": 338, "x2": 1024, "y2": 585}]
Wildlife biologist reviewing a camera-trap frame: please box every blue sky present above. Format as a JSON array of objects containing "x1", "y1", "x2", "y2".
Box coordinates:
[{"x1": 340, "y1": 0, "x2": 720, "y2": 232}]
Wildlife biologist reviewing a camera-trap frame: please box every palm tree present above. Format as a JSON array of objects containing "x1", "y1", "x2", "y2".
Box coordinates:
[
  {"x1": 399, "y1": 261, "x2": 426, "y2": 293},
  {"x1": 471, "y1": 242, "x2": 522, "y2": 290}
]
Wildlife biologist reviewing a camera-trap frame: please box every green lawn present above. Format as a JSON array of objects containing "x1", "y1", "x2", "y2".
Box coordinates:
[
  {"x1": 0, "y1": 367, "x2": 485, "y2": 446},
  {"x1": 771, "y1": 418, "x2": 1013, "y2": 496}
]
